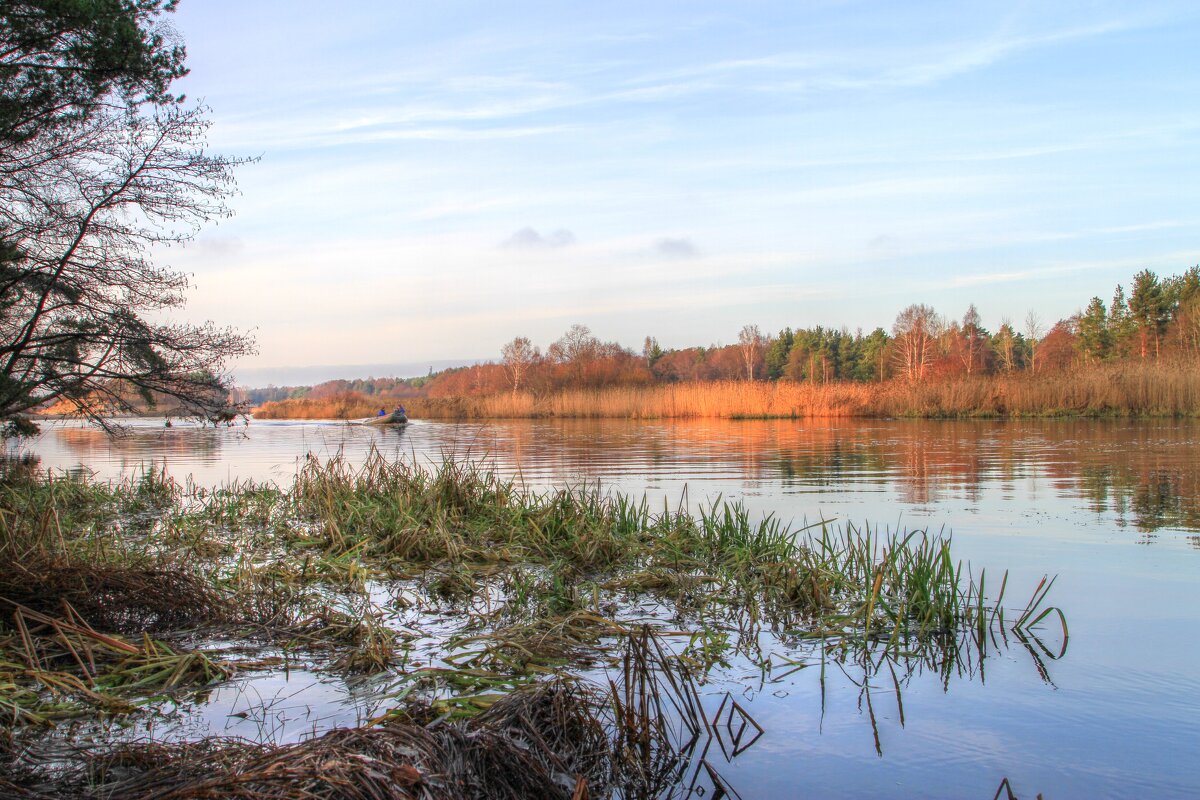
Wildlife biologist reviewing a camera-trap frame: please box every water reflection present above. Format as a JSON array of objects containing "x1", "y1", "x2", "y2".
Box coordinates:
[
  {"x1": 14, "y1": 417, "x2": 1200, "y2": 535},
  {"x1": 420, "y1": 418, "x2": 1200, "y2": 535},
  {"x1": 9, "y1": 417, "x2": 1198, "y2": 798},
  {"x1": 757, "y1": 419, "x2": 1200, "y2": 532}
]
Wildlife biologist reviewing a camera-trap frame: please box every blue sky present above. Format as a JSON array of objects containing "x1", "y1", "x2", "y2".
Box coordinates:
[{"x1": 163, "y1": 1, "x2": 1200, "y2": 383}]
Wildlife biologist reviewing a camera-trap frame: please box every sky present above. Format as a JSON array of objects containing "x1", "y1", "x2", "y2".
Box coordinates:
[{"x1": 161, "y1": 1, "x2": 1200, "y2": 385}]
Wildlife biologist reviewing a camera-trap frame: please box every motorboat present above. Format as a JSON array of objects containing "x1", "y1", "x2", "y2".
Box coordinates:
[{"x1": 361, "y1": 410, "x2": 408, "y2": 425}]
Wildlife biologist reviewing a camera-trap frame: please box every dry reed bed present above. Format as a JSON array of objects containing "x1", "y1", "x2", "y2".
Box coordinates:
[
  {"x1": 252, "y1": 363, "x2": 1200, "y2": 420},
  {"x1": 252, "y1": 393, "x2": 383, "y2": 420},
  {"x1": 0, "y1": 455, "x2": 1065, "y2": 797}
]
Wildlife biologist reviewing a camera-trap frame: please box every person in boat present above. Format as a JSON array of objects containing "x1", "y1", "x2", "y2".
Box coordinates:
[
  {"x1": 394, "y1": 405, "x2": 406, "y2": 416},
  {"x1": 377, "y1": 407, "x2": 387, "y2": 417}
]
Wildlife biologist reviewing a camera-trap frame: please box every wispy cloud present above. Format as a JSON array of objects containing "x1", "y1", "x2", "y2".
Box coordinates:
[
  {"x1": 212, "y1": 116, "x2": 575, "y2": 150},
  {"x1": 501, "y1": 227, "x2": 577, "y2": 249},
  {"x1": 948, "y1": 248, "x2": 1200, "y2": 288},
  {"x1": 618, "y1": 18, "x2": 1143, "y2": 99},
  {"x1": 881, "y1": 20, "x2": 1139, "y2": 88},
  {"x1": 216, "y1": 14, "x2": 1148, "y2": 153}
]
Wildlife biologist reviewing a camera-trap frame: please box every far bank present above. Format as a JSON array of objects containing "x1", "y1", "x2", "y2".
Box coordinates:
[{"x1": 251, "y1": 363, "x2": 1200, "y2": 420}]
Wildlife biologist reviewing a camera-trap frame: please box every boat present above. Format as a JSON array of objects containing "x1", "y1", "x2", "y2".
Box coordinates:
[{"x1": 361, "y1": 411, "x2": 408, "y2": 425}]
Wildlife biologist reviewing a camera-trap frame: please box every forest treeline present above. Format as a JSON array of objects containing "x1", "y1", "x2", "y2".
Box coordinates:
[
  {"x1": 232, "y1": 375, "x2": 430, "y2": 407},
  {"x1": 252, "y1": 266, "x2": 1200, "y2": 419}
]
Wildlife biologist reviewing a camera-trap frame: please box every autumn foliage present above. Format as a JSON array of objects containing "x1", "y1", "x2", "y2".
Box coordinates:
[{"x1": 250, "y1": 267, "x2": 1200, "y2": 420}]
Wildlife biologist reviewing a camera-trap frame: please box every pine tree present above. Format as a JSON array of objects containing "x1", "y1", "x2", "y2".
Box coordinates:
[
  {"x1": 1128, "y1": 270, "x2": 1168, "y2": 359},
  {"x1": 1076, "y1": 297, "x2": 1111, "y2": 362}
]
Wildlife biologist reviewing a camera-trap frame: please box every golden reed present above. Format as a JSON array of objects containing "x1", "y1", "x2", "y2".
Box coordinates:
[
  {"x1": 252, "y1": 392, "x2": 383, "y2": 420},
  {"x1": 252, "y1": 363, "x2": 1200, "y2": 420}
]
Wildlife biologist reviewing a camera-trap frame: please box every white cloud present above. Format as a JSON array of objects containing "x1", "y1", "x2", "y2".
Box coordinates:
[{"x1": 654, "y1": 238, "x2": 699, "y2": 258}]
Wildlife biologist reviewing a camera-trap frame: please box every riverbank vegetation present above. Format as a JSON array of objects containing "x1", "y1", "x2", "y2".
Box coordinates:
[
  {"x1": 0, "y1": 453, "x2": 1065, "y2": 797},
  {"x1": 253, "y1": 360, "x2": 1200, "y2": 420},
  {"x1": 248, "y1": 266, "x2": 1200, "y2": 420}
]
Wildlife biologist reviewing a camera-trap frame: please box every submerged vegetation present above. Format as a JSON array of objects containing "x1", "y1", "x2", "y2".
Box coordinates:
[{"x1": 0, "y1": 453, "x2": 1066, "y2": 797}]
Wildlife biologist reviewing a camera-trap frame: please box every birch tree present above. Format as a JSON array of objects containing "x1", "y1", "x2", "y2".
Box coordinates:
[
  {"x1": 500, "y1": 336, "x2": 538, "y2": 396},
  {"x1": 737, "y1": 324, "x2": 764, "y2": 381},
  {"x1": 891, "y1": 304, "x2": 941, "y2": 382}
]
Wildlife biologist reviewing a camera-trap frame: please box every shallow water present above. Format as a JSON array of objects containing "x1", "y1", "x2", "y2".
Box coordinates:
[{"x1": 12, "y1": 417, "x2": 1200, "y2": 799}]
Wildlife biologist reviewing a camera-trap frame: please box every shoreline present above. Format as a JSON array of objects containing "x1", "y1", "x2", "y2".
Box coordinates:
[{"x1": 250, "y1": 364, "x2": 1200, "y2": 421}]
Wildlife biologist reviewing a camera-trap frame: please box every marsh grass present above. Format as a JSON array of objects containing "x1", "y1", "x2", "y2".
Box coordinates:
[
  {"x1": 2, "y1": 451, "x2": 1066, "y2": 680},
  {"x1": 0, "y1": 452, "x2": 1067, "y2": 796},
  {"x1": 257, "y1": 451, "x2": 1065, "y2": 693}
]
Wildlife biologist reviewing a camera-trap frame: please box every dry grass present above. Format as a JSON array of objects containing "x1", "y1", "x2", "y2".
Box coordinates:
[
  {"x1": 397, "y1": 363, "x2": 1200, "y2": 420},
  {"x1": 874, "y1": 362, "x2": 1200, "y2": 417},
  {"x1": 284, "y1": 381, "x2": 877, "y2": 421},
  {"x1": 252, "y1": 392, "x2": 382, "y2": 420},
  {"x1": 0, "y1": 563, "x2": 229, "y2": 634}
]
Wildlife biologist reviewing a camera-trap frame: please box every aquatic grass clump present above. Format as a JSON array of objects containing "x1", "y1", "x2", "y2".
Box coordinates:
[
  {"x1": 290, "y1": 452, "x2": 493, "y2": 562},
  {"x1": 288, "y1": 450, "x2": 653, "y2": 571},
  {"x1": 0, "y1": 602, "x2": 232, "y2": 725},
  {"x1": 201, "y1": 480, "x2": 287, "y2": 522},
  {"x1": 0, "y1": 478, "x2": 233, "y2": 642},
  {"x1": 116, "y1": 464, "x2": 181, "y2": 516},
  {"x1": 0, "y1": 469, "x2": 121, "y2": 561},
  {"x1": 282, "y1": 452, "x2": 1065, "y2": 675},
  {"x1": 0, "y1": 473, "x2": 233, "y2": 639}
]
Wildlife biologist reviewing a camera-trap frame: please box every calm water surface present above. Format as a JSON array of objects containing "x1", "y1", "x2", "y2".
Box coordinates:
[{"x1": 13, "y1": 417, "x2": 1200, "y2": 799}]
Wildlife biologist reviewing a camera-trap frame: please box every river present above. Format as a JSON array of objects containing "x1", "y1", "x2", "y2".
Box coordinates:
[{"x1": 11, "y1": 417, "x2": 1200, "y2": 799}]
